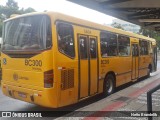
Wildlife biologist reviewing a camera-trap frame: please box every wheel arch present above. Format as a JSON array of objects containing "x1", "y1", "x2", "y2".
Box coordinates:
[
  {"x1": 104, "y1": 71, "x2": 116, "y2": 84},
  {"x1": 103, "y1": 71, "x2": 116, "y2": 96}
]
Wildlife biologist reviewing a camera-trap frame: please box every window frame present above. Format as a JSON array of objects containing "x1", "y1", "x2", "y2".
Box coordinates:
[
  {"x1": 100, "y1": 31, "x2": 118, "y2": 58},
  {"x1": 78, "y1": 35, "x2": 88, "y2": 59},
  {"x1": 45, "y1": 16, "x2": 53, "y2": 49},
  {"x1": 1, "y1": 14, "x2": 53, "y2": 58},
  {"x1": 118, "y1": 34, "x2": 131, "y2": 57},
  {"x1": 139, "y1": 39, "x2": 149, "y2": 56},
  {"x1": 56, "y1": 21, "x2": 75, "y2": 59},
  {"x1": 2, "y1": 14, "x2": 53, "y2": 52},
  {"x1": 89, "y1": 37, "x2": 98, "y2": 59},
  {"x1": 132, "y1": 44, "x2": 139, "y2": 57}
]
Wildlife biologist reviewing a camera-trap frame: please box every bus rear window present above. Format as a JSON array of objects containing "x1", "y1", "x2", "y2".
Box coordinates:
[{"x1": 2, "y1": 15, "x2": 52, "y2": 51}]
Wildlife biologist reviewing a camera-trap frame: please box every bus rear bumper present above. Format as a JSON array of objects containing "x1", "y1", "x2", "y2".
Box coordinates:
[{"x1": 1, "y1": 82, "x2": 58, "y2": 108}]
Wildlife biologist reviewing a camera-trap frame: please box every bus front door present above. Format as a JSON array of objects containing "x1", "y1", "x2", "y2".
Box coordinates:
[
  {"x1": 78, "y1": 35, "x2": 98, "y2": 99},
  {"x1": 131, "y1": 44, "x2": 139, "y2": 80}
]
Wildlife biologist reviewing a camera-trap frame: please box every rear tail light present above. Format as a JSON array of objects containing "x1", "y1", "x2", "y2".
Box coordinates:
[{"x1": 44, "y1": 70, "x2": 54, "y2": 88}]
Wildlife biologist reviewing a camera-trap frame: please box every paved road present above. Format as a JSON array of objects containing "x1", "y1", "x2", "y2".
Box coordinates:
[{"x1": 0, "y1": 61, "x2": 160, "y2": 120}]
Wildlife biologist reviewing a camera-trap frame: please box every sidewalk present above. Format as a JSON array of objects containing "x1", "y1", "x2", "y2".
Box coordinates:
[{"x1": 57, "y1": 61, "x2": 160, "y2": 120}]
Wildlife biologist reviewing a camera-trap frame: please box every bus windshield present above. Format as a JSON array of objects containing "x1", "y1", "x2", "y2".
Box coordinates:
[{"x1": 2, "y1": 15, "x2": 52, "y2": 51}]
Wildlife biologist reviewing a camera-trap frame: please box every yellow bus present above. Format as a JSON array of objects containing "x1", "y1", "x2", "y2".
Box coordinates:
[
  {"x1": 0, "y1": 53, "x2": 1, "y2": 81},
  {"x1": 1, "y1": 12, "x2": 157, "y2": 108}
]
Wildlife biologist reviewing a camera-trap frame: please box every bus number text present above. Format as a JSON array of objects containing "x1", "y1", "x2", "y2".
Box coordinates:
[
  {"x1": 25, "y1": 59, "x2": 42, "y2": 67},
  {"x1": 101, "y1": 60, "x2": 109, "y2": 64},
  {"x1": 84, "y1": 29, "x2": 91, "y2": 34}
]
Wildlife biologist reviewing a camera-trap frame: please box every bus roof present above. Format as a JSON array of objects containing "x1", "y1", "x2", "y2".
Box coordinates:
[{"x1": 4, "y1": 11, "x2": 156, "y2": 43}]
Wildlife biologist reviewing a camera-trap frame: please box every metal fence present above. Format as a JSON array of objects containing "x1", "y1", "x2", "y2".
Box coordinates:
[{"x1": 147, "y1": 84, "x2": 160, "y2": 120}]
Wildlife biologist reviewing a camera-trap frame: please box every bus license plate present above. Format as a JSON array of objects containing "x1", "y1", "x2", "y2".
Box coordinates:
[{"x1": 18, "y1": 92, "x2": 26, "y2": 98}]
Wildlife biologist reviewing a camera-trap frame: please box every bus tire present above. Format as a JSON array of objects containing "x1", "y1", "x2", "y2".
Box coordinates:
[{"x1": 103, "y1": 74, "x2": 115, "y2": 96}]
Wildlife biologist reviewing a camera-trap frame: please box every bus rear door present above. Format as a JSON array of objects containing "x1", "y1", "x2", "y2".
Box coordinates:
[
  {"x1": 78, "y1": 35, "x2": 98, "y2": 99},
  {"x1": 131, "y1": 43, "x2": 139, "y2": 80}
]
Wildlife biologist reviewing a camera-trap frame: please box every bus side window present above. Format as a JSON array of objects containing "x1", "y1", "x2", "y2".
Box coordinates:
[
  {"x1": 132, "y1": 44, "x2": 139, "y2": 56},
  {"x1": 100, "y1": 32, "x2": 117, "y2": 57},
  {"x1": 140, "y1": 40, "x2": 149, "y2": 55},
  {"x1": 57, "y1": 22, "x2": 75, "y2": 58},
  {"x1": 118, "y1": 35, "x2": 130, "y2": 56}
]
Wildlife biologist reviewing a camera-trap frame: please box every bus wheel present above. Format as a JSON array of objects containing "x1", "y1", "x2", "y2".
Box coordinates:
[{"x1": 103, "y1": 74, "x2": 115, "y2": 96}]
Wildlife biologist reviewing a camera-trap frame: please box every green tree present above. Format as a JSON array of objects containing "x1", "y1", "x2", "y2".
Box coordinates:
[
  {"x1": 139, "y1": 27, "x2": 160, "y2": 48},
  {"x1": 139, "y1": 27, "x2": 152, "y2": 37},
  {"x1": 19, "y1": 7, "x2": 36, "y2": 14},
  {"x1": 23, "y1": 7, "x2": 35, "y2": 13},
  {"x1": 1, "y1": 0, "x2": 19, "y2": 19},
  {"x1": 111, "y1": 22, "x2": 124, "y2": 30},
  {"x1": 153, "y1": 35, "x2": 160, "y2": 48},
  {"x1": 1, "y1": 0, "x2": 36, "y2": 19},
  {"x1": 0, "y1": 0, "x2": 36, "y2": 37},
  {"x1": 6, "y1": 0, "x2": 19, "y2": 9}
]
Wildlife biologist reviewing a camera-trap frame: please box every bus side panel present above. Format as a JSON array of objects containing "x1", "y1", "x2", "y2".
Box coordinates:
[
  {"x1": 139, "y1": 55, "x2": 149, "y2": 77},
  {"x1": 99, "y1": 57, "x2": 131, "y2": 88},
  {"x1": 115, "y1": 57, "x2": 132, "y2": 86},
  {"x1": 54, "y1": 24, "x2": 78, "y2": 107},
  {"x1": 139, "y1": 40, "x2": 152, "y2": 78}
]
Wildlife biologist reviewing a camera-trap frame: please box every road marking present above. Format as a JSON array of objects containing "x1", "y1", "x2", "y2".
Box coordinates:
[
  {"x1": 129, "y1": 78, "x2": 160, "y2": 98},
  {"x1": 83, "y1": 78, "x2": 160, "y2": 120},
  {"x1": 136, "y1": 90, "x2": 160, "y2": 107},
  {"x1": 83, "y1": 101, "x2": 125, "y2": 120}
]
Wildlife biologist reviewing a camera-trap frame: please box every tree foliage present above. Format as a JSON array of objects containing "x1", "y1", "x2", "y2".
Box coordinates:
[
  {"x1": 139, "y1": 27, "x2": 154, "y2": 37},
  {"x1": 138, "y1": 27, "x2": 160, "y2": 48},
  {"x1": 111, "y1": 22, "x2": 124, "y2": 30},
  {"x1": 0, "y1": 0, "x2": 36, "y2": 37}
]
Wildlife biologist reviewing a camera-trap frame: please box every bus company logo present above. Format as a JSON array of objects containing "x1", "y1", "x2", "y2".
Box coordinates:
[
  {"x1": 3, "y1": 58, "x2": 7, "y2": 65},
  {"x1": 2, "y1": 112, "x2": 11, "y2": 117},
  {"x1": 13, "y1": 73, "x2": 18, "y2": 81}
]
